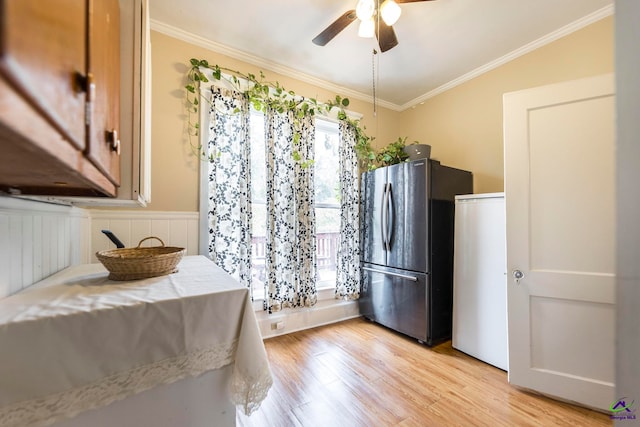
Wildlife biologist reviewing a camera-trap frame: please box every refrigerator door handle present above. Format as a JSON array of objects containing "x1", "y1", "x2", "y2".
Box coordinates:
[
  {"x1": 381, "y1": 183, "x2": 390, "y2": 250},
  {"x1": 363, "y1": 266, "x2": 419, "y2": 282},
  {"x1": 386, "y1": 183, "x2": 393, "y2": 251}
]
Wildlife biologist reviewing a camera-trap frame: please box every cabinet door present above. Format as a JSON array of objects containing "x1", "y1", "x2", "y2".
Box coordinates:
[
  {"x1": 86, "y1": 0, "x2": 121, "y2": 186},
  {"x1": 0, "y1": 0, "x2": 86, "y2": 150}
]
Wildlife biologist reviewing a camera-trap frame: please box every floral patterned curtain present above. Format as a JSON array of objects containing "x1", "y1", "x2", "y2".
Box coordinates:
[
  {"x1": 207, "y1": 87, "x2": 253, "y2": 293},
  {"x1": 263, "y1": 110, "x2": 317, "y2": 312},
  {"x1": 335, "y1": 120, "x2": 361, "y2": 299}
]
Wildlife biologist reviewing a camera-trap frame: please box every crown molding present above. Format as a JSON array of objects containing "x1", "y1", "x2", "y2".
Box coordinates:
[
  {"x1": 401, "y1": 4, "x2": 614, "y2": 110},
  {"x1": 150, "y1": 20, "x2": 400, "y2": 112},
  {"x1": 152, "y1": 4, "x2": 613, "y2": 114}
]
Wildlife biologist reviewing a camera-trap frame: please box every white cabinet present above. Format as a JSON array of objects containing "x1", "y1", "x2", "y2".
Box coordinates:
[
  {"x1": 113, "y1": 0, "x2": 152, "y2": 206},
  {"x1": 452, "y1": 193, "x2": 507, "y2": 371}
]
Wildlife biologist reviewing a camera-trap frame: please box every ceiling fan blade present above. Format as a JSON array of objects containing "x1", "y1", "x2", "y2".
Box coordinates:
[
  {"x1": 395, "y1": 0, "x2": 437, "y2": 3},
  {"x1": 312, "y1": 10, "x2": 357, "y2": 46},
  {"x1": 376, "y1": 21, "x2": 398, "y2": 53}
]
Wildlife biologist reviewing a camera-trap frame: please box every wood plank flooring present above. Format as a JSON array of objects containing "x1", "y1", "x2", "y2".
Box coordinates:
[{"x1": 237, "y1": 317, "x2": 612, "y2": 427}]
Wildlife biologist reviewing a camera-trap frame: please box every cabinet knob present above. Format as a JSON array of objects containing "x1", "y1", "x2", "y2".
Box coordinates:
[
  {"x1": 107, "y1": 129, "x2": 121, "y2": 156},
  {"x1": 74, "y1": 72, "x2": 95, "y2": 101}
]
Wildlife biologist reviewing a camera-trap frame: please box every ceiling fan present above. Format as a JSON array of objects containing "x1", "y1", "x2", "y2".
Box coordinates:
[{"x1": 312, "y1": 0, "x2": 437, "y2": 53}]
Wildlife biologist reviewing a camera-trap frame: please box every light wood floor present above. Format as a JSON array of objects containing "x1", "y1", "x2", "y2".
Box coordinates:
[{"x1": 237, "y1": 317, "x2": 612, "y2": 427}]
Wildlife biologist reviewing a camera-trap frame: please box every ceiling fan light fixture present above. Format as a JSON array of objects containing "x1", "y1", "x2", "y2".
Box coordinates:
[
  {"x1": 380, "y1": 0, "x2": 402, "y2": 26},
  {"x1": 358, "y1": 17, "x2": 375, "y2": 38},
  {"x1": 355, "y1": 0, "x2": 375, "y2": 21}
]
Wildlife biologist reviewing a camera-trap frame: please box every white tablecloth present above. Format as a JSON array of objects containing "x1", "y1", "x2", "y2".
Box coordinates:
[{"x1": 0, "y1": 256, "x2": 272, "y2": 427}]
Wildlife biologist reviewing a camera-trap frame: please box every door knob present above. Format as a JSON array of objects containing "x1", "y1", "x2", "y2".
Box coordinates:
[{"x1": 513, "y1": 269, "x2": 524, "y2": 284}]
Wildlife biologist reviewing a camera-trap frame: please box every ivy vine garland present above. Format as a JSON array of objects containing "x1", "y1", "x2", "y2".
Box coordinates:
[{"x1": 184, "y1": 58, "x2": 376, "y2": 168}]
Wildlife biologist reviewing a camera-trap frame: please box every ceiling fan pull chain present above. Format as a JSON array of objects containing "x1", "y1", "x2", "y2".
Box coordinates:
[{"x1": 372, "y1": 48, "x2": 378, "y2": 117}]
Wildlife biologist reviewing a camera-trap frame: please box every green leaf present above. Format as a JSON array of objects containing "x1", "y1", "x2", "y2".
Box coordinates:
[
  {"x1": 183, "y1": 59, "x2": 372, "y2": 166},
  {"x1": 292, "y1": 151, "x2": 301, "y2": 161}
]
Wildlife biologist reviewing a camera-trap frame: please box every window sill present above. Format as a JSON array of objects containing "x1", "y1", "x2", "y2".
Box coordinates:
[
  {"x1": 251, "y1": 286, "x2": 336, "y2": 312},
  {"x1": 254, "y1": 295, "x2": 360, "y2": 339}
]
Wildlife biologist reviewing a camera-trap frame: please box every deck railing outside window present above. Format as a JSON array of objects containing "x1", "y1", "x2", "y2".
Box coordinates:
[{"x1": 251, "y1": 230, "x2": 340, "y2": 299}]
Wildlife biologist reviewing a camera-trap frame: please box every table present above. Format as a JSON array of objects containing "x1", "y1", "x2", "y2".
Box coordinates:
[{"x1": 0, "y1": 256, "x2": 272, "y2": 427}]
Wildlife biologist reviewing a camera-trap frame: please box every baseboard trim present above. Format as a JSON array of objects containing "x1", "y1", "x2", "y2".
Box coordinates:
[{"x1": 257, "y1": 299, "x2": 360, "y2": 339}]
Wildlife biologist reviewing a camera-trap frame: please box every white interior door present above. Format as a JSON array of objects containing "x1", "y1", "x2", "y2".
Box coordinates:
[{"x1": 503, "y1": 74, "x2": 615, "y2": 411}]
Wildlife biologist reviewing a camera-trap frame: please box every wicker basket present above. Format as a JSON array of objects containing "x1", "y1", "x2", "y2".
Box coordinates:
[{"x1": 96, "y1": 236, "x2": 186, "y2": 281}]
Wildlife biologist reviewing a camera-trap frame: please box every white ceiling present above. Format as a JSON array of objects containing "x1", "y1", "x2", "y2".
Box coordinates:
[{"x1": 149, "y1": 0, "x2": 613, "y2": 110}]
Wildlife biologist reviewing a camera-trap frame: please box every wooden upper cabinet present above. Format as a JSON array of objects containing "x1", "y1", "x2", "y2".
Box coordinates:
[
  {"x1": 86, "y1": 0, "x2": 121, "y2": 186},
  {"x1": 0, "y1": 0, "x2": 120, "y2": 197},
  {"x1": 1, "y1": 0, "x2": 86, "y2": 150}
]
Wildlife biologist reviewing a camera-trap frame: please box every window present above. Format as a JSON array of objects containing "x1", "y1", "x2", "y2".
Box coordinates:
[{"x1": 250, "y1": 112, "x2": 341, "y2": 299}]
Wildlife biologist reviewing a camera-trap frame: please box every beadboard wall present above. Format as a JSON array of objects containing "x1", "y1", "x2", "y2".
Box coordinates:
[
  {"x1": 0, "y1": 197, "x2": 91, "y2": 298},
  {"x1": 0, "y1": 199, "x2": 199, "y2": 298},
  {"x1": 89, "y1": 209, "x2": 200, "y2": 262}
]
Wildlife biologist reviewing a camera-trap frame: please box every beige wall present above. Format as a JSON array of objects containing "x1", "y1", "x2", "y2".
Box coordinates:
[
  {"x1": 148, "y1": 16, "x2": 613, "y2": 210},
  {"x1": 148, "y1": 32, "x2": 399, "y2": 211},
  {"x1": 399, "y1": 16, "x2": 613, "y2": 193}
]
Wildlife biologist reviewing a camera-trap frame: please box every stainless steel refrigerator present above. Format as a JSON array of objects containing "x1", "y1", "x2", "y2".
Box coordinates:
[{"x1": 359, "y1": 159, "x2": 472, "y2": 346}]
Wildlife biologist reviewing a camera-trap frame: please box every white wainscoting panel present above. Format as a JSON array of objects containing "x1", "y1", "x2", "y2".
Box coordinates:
[
  {"x1": 0, "y1": 197, "x2": 90, "y2": 298},
  {"x1": 89, "y1": 210, "x2": 199, "y2": 262}
]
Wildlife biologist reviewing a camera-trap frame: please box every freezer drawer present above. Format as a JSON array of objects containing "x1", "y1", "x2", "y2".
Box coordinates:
[{"x1": 359, "y1": 264, "x2": 428, "y2": 343}]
